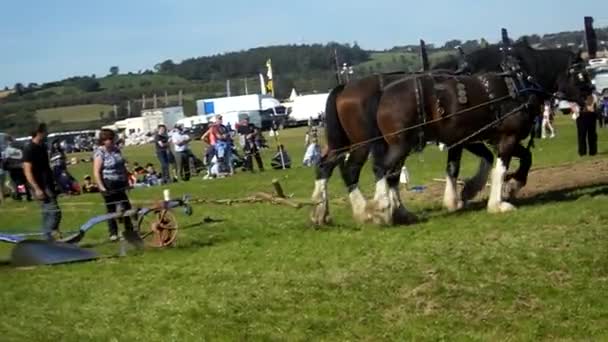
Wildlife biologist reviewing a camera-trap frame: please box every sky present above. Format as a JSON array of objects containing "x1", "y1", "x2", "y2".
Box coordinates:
[{"x1": 0, "y1": 0, "x2": 604, "y2": 88}]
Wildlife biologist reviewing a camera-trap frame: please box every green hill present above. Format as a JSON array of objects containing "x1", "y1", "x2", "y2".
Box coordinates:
[
  {"x1": 99, "y1": 74, "x2": 192, "y2": 91},
  {"x1": 37, "y1": 104, "x2": 113, "y2": 123}
]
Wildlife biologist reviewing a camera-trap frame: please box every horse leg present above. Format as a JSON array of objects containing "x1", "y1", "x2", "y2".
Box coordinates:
[
  {"x1": 338, "y1": 146, "x2": 370, "y2": 223},
  {"x1": 503, "y1": 143, "x2": 531, "y2": 201},
  {"x1": 443, "y1": 145, "x2": 464, "y2": 212},
  {"x1": 487, "y1": 136, "x2": 517, "y2": 213},
  {"x1": 387, "y1": 166, "x2": 418, "y2": 224},
  {"x1": 311, "y1": 152, "x2": 343, "y2": 225},
  {"x1": 461, "y1": 142, "x2": 494, "y2": 204},
  {"x1": 369, "y1": 142, "x2": 412, "y2": 225}
]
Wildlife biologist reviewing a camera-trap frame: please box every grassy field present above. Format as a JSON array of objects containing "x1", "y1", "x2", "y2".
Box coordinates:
[
  {"x1": 356, "y1": 50, "x2": 457, "y2": 73},
  {"x1": 0, "y1": 117, "x2": 607, "y2": 341},
  {"x1": 36, "y1": 104, "x2": 114, "y2": 123}
]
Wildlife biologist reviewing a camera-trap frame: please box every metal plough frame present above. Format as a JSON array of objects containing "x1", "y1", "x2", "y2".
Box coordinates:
[{"x1": 0, "y1": 195, "x2": 193, "y2": 247}]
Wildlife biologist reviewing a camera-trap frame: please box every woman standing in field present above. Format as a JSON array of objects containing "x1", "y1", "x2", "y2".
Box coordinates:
[
  {"x1": 93, "y1": 129, "x2": 135, "y2": 242},
  {"x1": 541, "y1": 101, "x2": 556, "y2": 139}
]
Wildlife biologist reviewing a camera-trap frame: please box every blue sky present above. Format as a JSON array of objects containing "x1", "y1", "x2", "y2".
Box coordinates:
[{"x1": 0, "y1": 0, "x2": 603, "y2": 88}]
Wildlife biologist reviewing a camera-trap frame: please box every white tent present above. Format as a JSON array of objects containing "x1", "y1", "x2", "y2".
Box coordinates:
[{"x1": 289, "y1": 88, "x2": 298, "y2": 101}]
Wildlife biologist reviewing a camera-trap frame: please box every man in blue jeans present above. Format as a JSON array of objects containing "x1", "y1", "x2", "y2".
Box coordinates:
[
  {"x1": 154, "y1": 124, "x2": 172, "y2": 184},
  {"x1": 23, "y1": 123, "x2": 62, "y2": 241}
]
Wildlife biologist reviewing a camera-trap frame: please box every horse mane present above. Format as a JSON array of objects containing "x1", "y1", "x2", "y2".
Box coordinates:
[{"x1": 523, "y1": 48, "x2": 576, "y2": 92}]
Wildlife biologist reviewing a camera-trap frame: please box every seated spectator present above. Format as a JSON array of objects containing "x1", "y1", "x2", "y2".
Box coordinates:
[
  {"x1": 82, "y1": 175, "x2": 100, "y2": 193},
  {"x1": 144, "y1": 163, "x2": 161, "y2": 186},
  {"x1": 303, "y1": 142, "x2": 322, "y2": 167}
]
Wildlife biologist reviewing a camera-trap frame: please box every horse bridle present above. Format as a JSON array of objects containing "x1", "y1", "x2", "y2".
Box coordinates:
[{"x1": 553, "y1": 62, "x2": 593, "y2": 104}]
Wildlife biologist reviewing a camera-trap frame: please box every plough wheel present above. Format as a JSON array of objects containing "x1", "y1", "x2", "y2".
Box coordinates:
[{"x1": 137, "y1": 209, "x2": 178, "y2": 247}]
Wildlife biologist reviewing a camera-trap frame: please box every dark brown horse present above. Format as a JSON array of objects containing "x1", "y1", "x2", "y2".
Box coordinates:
[
  {"x1": 311, "y1": 45, "x2": 591, "y2": 225},
  {"x1": 368, "y1": 61, "x2": 592, "y2": 224}
]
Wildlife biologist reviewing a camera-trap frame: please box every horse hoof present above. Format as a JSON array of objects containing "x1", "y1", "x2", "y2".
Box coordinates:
[
  {"x1": 446, "y1": 200, "x2": 465, "y2": 212},
  {"x1": 393, "y1": 210, "x2": 419, "y2": 225},
  {"x1": 310, "y1": 205, "x2": 331, "y2": 226},
  {"x1": 503, "y1": 179, "x2": 524, "y2": 201},
  {"x1": 487, "y1": 201, "x2": 517, "y2": 214},
  {"x1": 353, "y1": 212, "x2": 370, "y2": 224}
]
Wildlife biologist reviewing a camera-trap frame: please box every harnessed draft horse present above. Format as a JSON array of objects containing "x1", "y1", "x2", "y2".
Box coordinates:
[
  {"x1": 311, "y1": 42, "x2": 593, "y2": 226},
  {"x1": 368, "y1": 56, "x2": 593, "y2": 225}
]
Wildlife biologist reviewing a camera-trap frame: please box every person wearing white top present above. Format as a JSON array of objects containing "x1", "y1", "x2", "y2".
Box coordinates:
[
  {"x1": 170, "y1": 126, "x2": 193, "y2": 181},
  {"x1": 541, "y1": 101, "x2": 555, "y2": 139}
]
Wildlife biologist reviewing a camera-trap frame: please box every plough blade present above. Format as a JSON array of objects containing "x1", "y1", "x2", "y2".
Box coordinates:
[{"x1": 10, "y1": 240, "x2": 99, "y2": 267}]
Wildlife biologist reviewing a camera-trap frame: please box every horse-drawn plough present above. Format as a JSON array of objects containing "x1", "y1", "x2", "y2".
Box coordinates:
[
  {"x1": 0, "y1": 193, "x2": 193, "y2": 267},
  {"x1": 0, "y1": 180, "x2": 316, "y2": 267}
]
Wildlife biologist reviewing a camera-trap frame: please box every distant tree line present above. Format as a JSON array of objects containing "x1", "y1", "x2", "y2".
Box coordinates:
[
  {"x1": 2, "y1": 26, "x2": 607, "y2": 135},
  {"x1": 155, "y1": 43, "x2": 369, "y2": 81}
]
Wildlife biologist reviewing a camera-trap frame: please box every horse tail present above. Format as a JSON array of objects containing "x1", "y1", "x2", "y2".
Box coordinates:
[{"x1": 324, "y1": 84, "x2": 348, "y2": 151}]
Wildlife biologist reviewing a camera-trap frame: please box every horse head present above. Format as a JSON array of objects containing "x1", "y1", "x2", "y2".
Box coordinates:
[{"x1": 554, "y1": 51, "x2": 594, "y2": 105}]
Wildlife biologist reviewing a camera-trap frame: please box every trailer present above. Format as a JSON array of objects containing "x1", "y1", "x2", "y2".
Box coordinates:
[
  {"x1": 141, "y1": 106, "x2": 185, "y2": 129},
  {"x1": 197, "y1": 94, "x2": 280, "y2": 115},
  {"x1": 196, "y1": 94, "x2": 288, "y2": 128},
  {"x1": 285, "y1": 93, "x2": 329, "y2": 126}
]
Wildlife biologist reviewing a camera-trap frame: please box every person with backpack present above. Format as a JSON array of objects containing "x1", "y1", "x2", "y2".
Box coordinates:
[{"x1": 202, "y1": 115, "x2": 233, "y2": 175}]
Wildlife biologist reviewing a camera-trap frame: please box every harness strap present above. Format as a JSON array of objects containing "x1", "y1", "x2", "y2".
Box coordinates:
[{"x1": 414, "y1": 76, "x2": 427, "y2": 150}]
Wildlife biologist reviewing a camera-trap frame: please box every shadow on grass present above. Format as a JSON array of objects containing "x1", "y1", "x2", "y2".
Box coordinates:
[
  {"x1": 424, "y1": 182, "x2": 608, "y2": 221},
  {"x1": 514, "y1": 183, "x2": 608, "y2": 207}
]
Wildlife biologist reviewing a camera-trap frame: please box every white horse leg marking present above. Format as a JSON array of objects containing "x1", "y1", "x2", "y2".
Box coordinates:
[
  {"x1": 443, "y1": 174, "x2": 463, "y2": 212},
  {"x1": 349, "y1": 187, "x2": 368, "y2": 223},
  {"x1": 369, "y1": 177, "x2": 392, "y2": 225},
  {"x1": 311, "y1": 179, "x2": 330, "y2": 224},
  {"x1": 487, "y1": 159, "x2": 516, "y2": 213}
]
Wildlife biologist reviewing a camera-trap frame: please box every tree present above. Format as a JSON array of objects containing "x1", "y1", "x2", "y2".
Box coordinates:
[
  {"x1": 75, "y1": 77, "x2": 101, "y2": 92},
  {"x1": 109, "y1": 66, "x2": 119, "y2": 76},
  {"x1": 479, "y1": 38, "x2": 489, "y2": 48},
  {"x1": 461, "y1": 39, "x2": 480, "y2": 52},
  {"x1": 157, "y1": 59, "x2": 176, "y2": 73},
  {"x1": 4, "y1": 86, "x2": 9, "y2": 91},
  {"x1": 14, "y1": 83, "x2": 25, "y2": 95},
  {"x1": 443, "y1": 39, "x2": 462, "y2": 49}
]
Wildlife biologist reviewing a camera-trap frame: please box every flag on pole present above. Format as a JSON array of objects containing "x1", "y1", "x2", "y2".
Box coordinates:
[
  {"x1": 266, "y1": 59, "x2": 274, "y2": 96},
  {"x1": 259, "y1": 73, "x2": 267, "y2": 95}
]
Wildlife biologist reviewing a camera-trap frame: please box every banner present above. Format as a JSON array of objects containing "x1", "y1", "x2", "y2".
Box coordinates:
[
  {"x1": 266, "y1": 59, "x2": 274, "y2": 96},
  {"x1": 259, "y1": 73, "x2": 267, "y2": 95}
]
